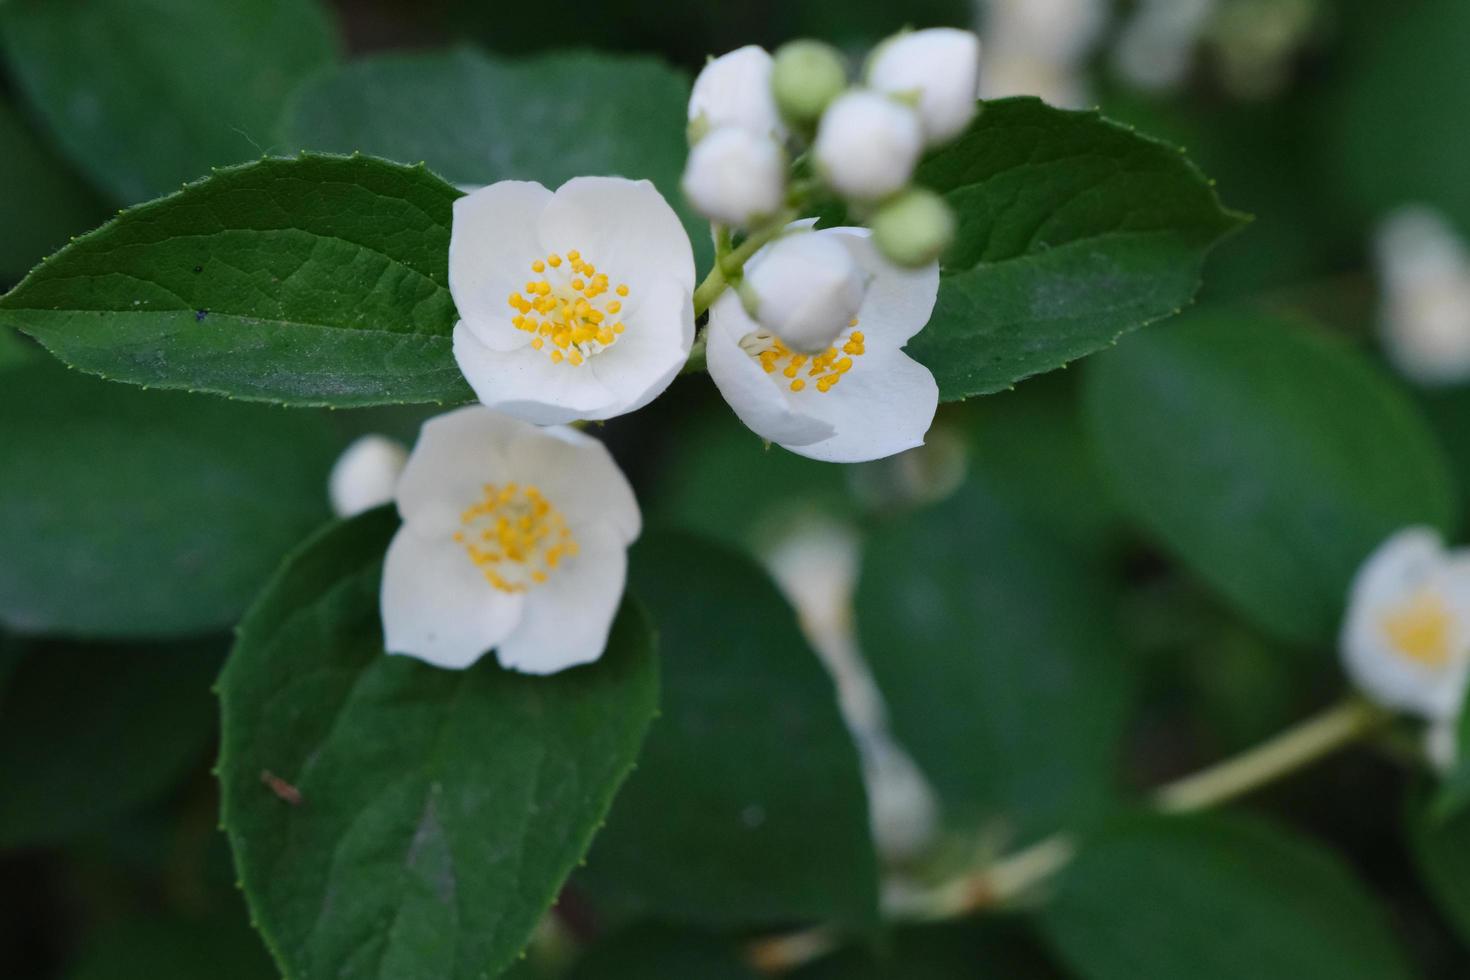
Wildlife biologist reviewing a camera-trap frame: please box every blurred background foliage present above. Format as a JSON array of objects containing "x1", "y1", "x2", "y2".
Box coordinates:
[{"x1": 5, "y1": 0, "x2": 1470, "y2": 976}]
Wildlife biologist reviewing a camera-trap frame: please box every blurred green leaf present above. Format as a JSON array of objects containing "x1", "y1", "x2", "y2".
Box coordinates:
[
  {"x1": 856, "y1": 480, "x2": 1133, "y2": 845},
  {"x1": 790, "y1": 921, "x2": 1064, "y2": 979},
  {"x1": 1085, "y1": 309, "x2": 1456, "y2": 645},
  {"x1": 1040, "y1": 813, "x2": 1414, "y2": 980},
  {"x1": 64, "y1": 907, "x2": 275, "y2": 980},
  {"x1": 281, "y1": 46, "x2": 711, "y2": 272},
  {"x1": 0, "y1": 96, "x2": 108, "y2": 287},
  {"x1": 564, "y1": 926, "x2": 758, "y2": 980},
  {"x1": 912, "y1": 97, "x2": 1245, "y2": 403},
  {"x1": 1408, "y1": 786, "x2": 1470, "y2": 951},
  {"x1": 0, "y1": 155, "x2": 473, "y2": 407},
  {"x1": 0, "y1": 356, "x2": 337, "y2": 638},
  {"x1": 0, "y1": 638, "x2": 219, "y2": 849},
  {"x1": 1430, "y1": 709, "x2": 1470, "y2": 821},
  {"x1": 218, "y1": 510, "x2": 658, "y2": 980},
  {"x1": 580, "y1": 532, "x2": 877, "y2": 928},
  {"x1": 0, "y1": 0, "x2": 337, "y2": 204}
]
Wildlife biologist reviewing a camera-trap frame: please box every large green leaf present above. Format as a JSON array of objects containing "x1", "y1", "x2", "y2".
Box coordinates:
[
  {"x1": 0, "y1": 0, "x2": 337, "y2": 205},
  {"x1": 0, "y1": 356, "x2": 337, "y2": 638},
  {"x1": 1039, "y1": 813, "x2": 1414, "y2": 980},
  {"x1": 281, "y1": 46, "x2": 710, "y2": 271},
  {"x1": 1085, "y1": 309, "x2": 1456, "y2": 645},
  {"x1": 218, "y1": 509, "x2": 658, "y2": 980},
  {"x1": 1407, "y1": 787, "x2": 1470, "y2": 951},
  {"x1": 0, "y1": 154, "x2": 472, "y2": 407},
  {"x1": 0, "y1": 638, "x2": 220, "y2": 849},
  {"x1": 580, "y1": 532, "x2": 878, "y2": 927},
  {"x1": 856, "y1": 480, "x2": 1133, "y2": 844},
  {"x1": 912, "y1": 97, "x2": 1244, "y2": 402}
]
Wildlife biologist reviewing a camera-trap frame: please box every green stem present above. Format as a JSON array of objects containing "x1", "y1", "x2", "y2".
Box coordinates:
[{"x1": 690, "y1": 209, "x2": 801, "y2": 318}]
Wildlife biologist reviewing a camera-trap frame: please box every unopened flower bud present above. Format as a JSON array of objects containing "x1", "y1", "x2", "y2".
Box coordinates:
[
  {"x1": 868, "y1": 28, "x2": 981, "y2": 145},
  {"x1": 872, "y1": 188, "x2": 955, "y2": 267},
  {"x1": 681, "y1": 126, "x2": 786, "y2": 227},
  {"x1": 689, "y1": 45, "x2": 786, "y2": 142},
  {"x1": 747, "y1": 232, "x2": 865, "y2": 353},
  {"x1": 813, "y1": 90, "x2": 923, "y2": 200},
  {"x1": 329, "y1": 434, "x2": 407, "y2": 518},
  {"x1": 771, "y1": 40, "x2": 848, "y2": 124}
]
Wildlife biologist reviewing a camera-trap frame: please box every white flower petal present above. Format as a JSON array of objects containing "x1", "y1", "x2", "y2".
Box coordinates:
[
  {"x1": 788, "y1": 348, "x2": 939, "y2": 463},
  {"x1": 503, "y1": 425, "x2": 642, "y2": 544},
  {"x1": 537, "y1": 177, "x2": 696, "y2": 294},
  {"x1": 495, "y1": 524, "x2": 628, "y2": 675},
  {"x1": 381, "y1": 524, "x2": 525, "y2": 670},
  {"x1": 588, "y1": 277, "x2": 693, "y2": 418},
  {"x1": 827, "y1": 227, "x2": 940, "y2": 349},
  {"x1": 705, "y1": 290, "x2": 836, "y2": 447},
  {"x1": 449, "y1": 181, "x2": 553, "y2": 351},
  {"x1": 453, "y1": 323, "x2": 616, "y2": 426},
  {"x1": 395, "y1": 405, "x2": 514, "y2": 535}
]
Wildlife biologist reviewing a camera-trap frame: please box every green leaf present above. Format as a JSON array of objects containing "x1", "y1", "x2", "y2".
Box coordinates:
[
  {"x1": 856, "y1": 480, "x2": 1133, "y2": 844},
  {"x1": 580, "y1": 532, "x2": 878, "y2": 928},
  {"x1": 65, "y1": 908, "x2": 276, "y2": 980},
  {"x1": 218, "y1": 509, "x2": 658, "y2": 980},
  {"x1": 281, "y1": 46, "x2": 711, "y2": 272},
  {"x1": 0, "y1": 0, "x2": 337, "y2": 205},
  {"x1": 1430, "y1": 708, "x2": 1470, "y2": 821},
  {"x1": 0, "y1": 638, "x2": 220, "y2": 849},
  {"x1": 791, "y1": 922, "x2": 1064, "y2": 980},
  {"x1": 1407, "y1": 786, "x2": 1470, "y2": 950},
  {"x1": 564, "y1": 926, "x2": 759, "y2": 980},
  {"x1": 0, "y1": 154, "x2": 473, "y2": 407},
  {"x1": 1085, "y1": 309, "x2": 1456, "y2": 645},
  {"x1": 912, "y1": 97, "x2": 1244, "y2": 402},
  {"x1": 1039, "y1": 813, "x2": 1414, "y2": 980},
  {"x1": 0, "y1": 356, "x2": 338, "y2": 638}
]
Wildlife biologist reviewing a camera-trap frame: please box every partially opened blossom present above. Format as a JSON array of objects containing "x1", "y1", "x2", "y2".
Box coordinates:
[
  {"x1": 381, "y1": 406, "x2": 640, "y2": 675},
  {"x1": 746, "y1": 231, "x2": 865, "y2": 353},
  {"x1": 688, "y1": 45, "x2": 787, "y2": 141},
  {"x1": 450, "y1": 177, "x2": 696, "y2": 425},
  {"x1": 706, "y1": 226, "x2": 939, "y2": 463},
  {"x1": 813, "y1": 90, "x2": 924, "y2": 200},
  {"x1": 329, "y1": 434, "x2": 408, "y2": 518},
  {"x1": 681, "y1": 126, "x2": 786, "y2": 228},
  {"x1": 1341, "y1": 527, "x2": 1470, "y2": 720}
]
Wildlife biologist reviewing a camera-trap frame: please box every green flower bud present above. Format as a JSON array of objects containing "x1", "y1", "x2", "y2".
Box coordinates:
[
  {"x1": 871, "y1": 188, "x2": 955, "y2": 267},
  {"x1": 771, "y1": 40, "x2": 847, "y2": 125}
]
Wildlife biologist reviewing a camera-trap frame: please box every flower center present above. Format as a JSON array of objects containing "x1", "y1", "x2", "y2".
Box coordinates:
[
  {"x1": 452, "y1": 482, "x2": 579, "y2": 593},
  {"x1": 1380, "y1": 590, "x2": 1455, "y2": 668},
  {"x1": 739, "y1": 322, "x2": 867, "y2": 393},
  {"x1": 506, "y1": 250, "x2": 630, "y2": 367}
]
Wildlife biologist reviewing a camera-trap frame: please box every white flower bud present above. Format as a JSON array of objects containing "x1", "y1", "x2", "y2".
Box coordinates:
[
  {"x1": 771, "y1": 40, "x2": 848, "y2": 124},
  {"x1": 872, "y1": 188, "x2": 955, "y2": 267},
  {"x1": 680, "y1": 126, "x2": 786, "y2": 228},
  {"x1": 329, "y1": 434, "x2": 407, "y2": 518},
  {"x1": 688, "y1": 45, "x2": 786, "y2": 141},
  {"x1": 813, "y1": 90, "x2": 923, "y2": 201},
  {"x1": 868, "y1": 28, "x2": 981, "y2": 145},
  {"x1": 747, "y1": 232, "x2": 865, "y2": 353}
]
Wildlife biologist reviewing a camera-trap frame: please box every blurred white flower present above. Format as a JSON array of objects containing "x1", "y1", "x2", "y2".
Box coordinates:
[
  {"x1": 381, "y1": 406, "x2": 640, "y2": 674},
  {"x1": 706, "y1": 226, "x2": 939, "y2": 463},
  {"x1": 746, "y1": 230, "x2": 865, "y2": 353},
  {"x1": 450, "y1": 177, "x2": 695, "y2": 425},
  {"x1": 980, "y1": 0, "x2": 1108, "y2": 107},
  {"x1": 681, "y1": 126, "x2": 786, "y2": 228},
  {"x1": 813, "y1": 90, "x2": 924, "y2": 200},
  {"x1": 1374, "y1": 206, "x2": 1470, "y2": 387},
  {"x1": 328, "y1": 434, "x2": 407, "y2": 518},
  {"x1": 1341, "y1": 527, "x2": 1470, "y2": 720},
  {"x1": 1427, "y1": 717, "x2": 1459, "y2": 774},
  {"x1": 868, "y1": 27, "x2": 982, "y2": 145},
  {"x1": 688, "y1": 45, "x2": 786, "y2": 141},
  {"x1": 1112, "y1": 0, "x2": 1216, "y2": 91}
]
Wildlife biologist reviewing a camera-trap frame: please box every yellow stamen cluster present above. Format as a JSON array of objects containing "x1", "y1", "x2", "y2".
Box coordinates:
[
  {"x1": 1381, "y1": 590, "x2": 1454, "y2": 667},
  {"x1": 452, "y1": 482, "x2": 579, "y2": 593},
  {"x1": 740, "y1": 323, "x2": 867, "y2": 394},
  {"x1": 505, "y1": 250, "x2": 629, "y2": 366}
]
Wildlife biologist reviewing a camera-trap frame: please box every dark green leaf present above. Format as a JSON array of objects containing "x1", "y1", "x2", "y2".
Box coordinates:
[
  {"x1": 0, "y1": 356, "x2": 338, "y2": 637},
  {"x1": 1085, "y1": 309, "x2": 1456, "y2": 645},
  {"x1": 856, "y1": 480, "x2": 1133, "y2": 844},
  {"x1": 0, "y1": 638, "x2": 220, "y2": 849},
  {"x1": 0, "y1": 0, "x2": 337, "y2": 204},
  {"x1": 791, "y1": 921, "x2": 1064, "y2": 980},
  {"x1": 0, "y1": 154, "x2": 472, "y2": 407},
  {"x1": 1431, "y1": 708, "x2": 1470, "y2": 821},
  {"x1": 218, "y1": 510, "x2": 658, "y2": 980},
  {"x1": 1407, "y1": 786, "x2": 1470, "y2": 950},
  {"x1": 564, "y1": 926, "x2": 758, "y2": 980},
  {"x1": 581, "y1": 531, "x2": 878, "y2": 928},
  {"x1": 64, "y1": 907, "x2": 275, "y2": 980},
  {"x1": 912, "y1": 97, "x2": 1244, "y2": 402}
]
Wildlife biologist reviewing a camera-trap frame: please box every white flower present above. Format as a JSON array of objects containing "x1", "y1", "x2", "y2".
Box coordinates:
[
  {"x1": 868, "y1": 28, "x2": 982, "y2": 145},
  {"x1": 1341, "y1": 527, "x2": 1470, "y2": 720},
  {"x1": 706, "y1": 226, "x2": 939, "y2": 463},
  {"x1": 813, "y1": 90, "x2": 924, "y2": 200},
  {"x1": 450, "y1": 177, "x2": 696, "y2": 426},
  {"x1": 1427, "y1": 717, "x2": 1459, "y2": 774},
  {"x1": 1374, "y1": 207, "x2": 1470, "y2": 387},
  {"x1": 381, "y1": 406, "x2": 640, "y2": 674},
  {"x1": 329, "y1": 434, "x2": 408, "y2": 518},
  {"x1": 746, "y1": 230, "x2": 865, "y2": 353},
  {"x1": 1112, "y1": 0, "x2": 1216, "y2": 92},
  {"x1": 688, "y1": 45, "x2": 786, "y2": 141},
  {"x1": 680, "y1": 126, "x2": 786, "y2": 228}
]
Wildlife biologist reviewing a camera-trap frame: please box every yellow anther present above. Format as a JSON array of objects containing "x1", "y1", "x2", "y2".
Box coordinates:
[
  {"x1": 616, "y1": 284, "x2": 629, "y2": 296},
  {"x1": 532, "y1": 260, "x2": 545, "y2": 272},
  {"x1": 548, "y1": 253, "x2": 562, "y2": 267},
  {"x1": 613, "y1": 322, "x2": 625, "y2": 334},
  {"x1": 790, "y1": 378, "x2": 807, "y2": 392},
  {"x1": 568, "y1": 250, "x2": 581, "y2": 261},
  {"x1": 550, "y1": 350, "x2": 564, "y2": 363},
  {"x1": 607, "y1": 301, "x2": 621, "y2": 314},
  {"x1": 572, "y1": 279, "x2": 585, "y2": 291},
  {"x1": 531, "y1": 337, "x2": 544, "y2": 349}
]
